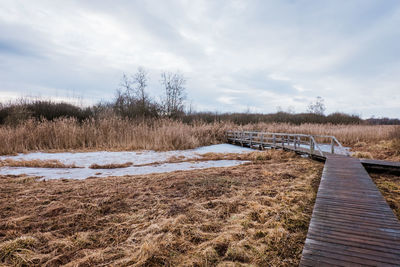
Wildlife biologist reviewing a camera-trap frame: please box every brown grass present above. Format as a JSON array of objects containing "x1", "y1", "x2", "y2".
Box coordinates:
[
  {"x1": 0, "y1": 118, "x2": 399, "y2": 156},
  {"x1": 0, "y1": 118, "x2": 229, "y2": 155},
  {"x1": 0, "y1": 159, "x2": 79, "y2": 168},
  {"x1": 371, "y1": 173, "x2": 400, "y2": 220},
  {"x1": 89, "y1": 162, "x2": 133, "y2": 169},
  {"x1": 351, "y1": 139, "x2": 400, "y2": 161},
  {"x1": 0, "y1": 150, "x2": 323, "y2": 266},
  {"x1": 129, "y1": 151, "x2": 291, "y2": 168}
]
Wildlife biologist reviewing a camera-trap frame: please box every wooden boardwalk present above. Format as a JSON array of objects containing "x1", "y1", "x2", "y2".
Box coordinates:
[
  {"x1": 300, "y1": 154, "x2": 400, "y2": 266},
  {"x1": 226, "y1": 131, "x2": 400, "y2": 266}
]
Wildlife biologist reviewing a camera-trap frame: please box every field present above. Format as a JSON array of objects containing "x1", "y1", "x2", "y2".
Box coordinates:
[
  {"x1": 371, "y1": 173, "x2": 400, "y2": 220},
  {"x1": 0, "y1": 118, "x2": 399, "y2": 160},
  {"x1": 0, "y1": 120, "x2": 399, "y2": 266},
  {"x1": 0, "y1": 151, "x2": 323, "y2": 266}
]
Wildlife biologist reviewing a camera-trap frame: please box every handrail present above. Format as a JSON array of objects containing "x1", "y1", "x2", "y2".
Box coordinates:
[
  {"x1": 226, "y1": 130, "x2": 348, "y2": 157},
  {"x1": 310, "y1": 135, "x2": 324, "y2": 156}
]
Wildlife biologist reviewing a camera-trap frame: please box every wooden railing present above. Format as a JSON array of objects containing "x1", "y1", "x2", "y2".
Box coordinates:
[{"x1": 226, "y1": 131, "x2": 349, "y2": 157}]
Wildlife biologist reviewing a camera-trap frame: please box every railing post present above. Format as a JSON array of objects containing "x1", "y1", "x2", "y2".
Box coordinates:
[
  {"x1": 241, "y1": 131, "x2": 244, "y2": 146},
  {"x1": 282, "y1": 135, "x2": 284, "y2": 148},
  {"x1": 331, "y1": 138, "x2": 334, "y2": 154},
  {"x1": 249, "y1": 132, "x2": 253, "y2": 147},
  {"x1": 260, "y1": 133, "x2": 264, "y2": 150},
  {"x1": 273, "y1": 134, "x2": 276, "y2": 147},
  {"x1": 310, "y1": 138, "x2": 314, "y2": 155},
  {"x1": 294, "y1": 135, "x2": 297, "y2": 149}
]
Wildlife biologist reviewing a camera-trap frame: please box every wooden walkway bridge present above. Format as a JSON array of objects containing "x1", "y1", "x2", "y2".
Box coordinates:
[{"x1": 227, "y1": 131, "x2": 400, "y2": 266}]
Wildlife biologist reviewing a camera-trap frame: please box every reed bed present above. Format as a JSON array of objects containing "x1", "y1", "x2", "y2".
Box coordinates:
[
  {"x1": 0, "y1": 118, "x2": 398, "y2": 156},
  {"x1": 0, "y1": 151, "x2": 323, "y2": 266},
  {"x1": 0, "y1": 118, "x2": 230, "y2": 155}
]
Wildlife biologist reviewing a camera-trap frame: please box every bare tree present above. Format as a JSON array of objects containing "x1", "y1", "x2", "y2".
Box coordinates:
[
  {"x1": 133, "y1": 67, "x2": 148, "y2": 109},
  {"x1": 114, "y1": 69, "x2": 159, "y2": 118},
  {"x1": 307, "y1": 96, "x2": 326, "y2": 115},
  {"x1": 120, "y1": 73, "x2": 134, "y2": 98},
  {"x1": 160, "y1": 72, "x2": 186, "y2": 117}
]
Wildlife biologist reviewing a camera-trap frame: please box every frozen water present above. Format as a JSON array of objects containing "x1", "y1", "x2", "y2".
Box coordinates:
[
  {"x1": 0, "y1": 160, "x2": 247, "y2": 180},
  {"x1": 0, "y1": 144, "x2": 253, "y2": 168},
  {"x1": 0, "y1": 144, "x2": 252, "y2": 180}
]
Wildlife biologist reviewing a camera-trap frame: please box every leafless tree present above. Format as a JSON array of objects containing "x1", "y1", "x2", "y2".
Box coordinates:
[
  {"x1": 114, "y1": 68, "x2": 159, "y2": 118},
  {"x1": 307, "y1": 96, "x2": 326, "y2": 115},
  {"x1": 161, "y1": 72, "x2": 186, "y2": 117},
  {"x1": 133, "y1": 67, "x2": 148, "y2": 110},
  {"x1": 120, "y1": 73, "x2": 134, "y2": 98}
]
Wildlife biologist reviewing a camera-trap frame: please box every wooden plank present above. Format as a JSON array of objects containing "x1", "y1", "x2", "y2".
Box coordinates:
[
  {"x1": 360, "y1": 158, "x2": 400, "y2": 168},
  {"x1": 300, "y1": 154, "x2": 400, "y2": 266}
]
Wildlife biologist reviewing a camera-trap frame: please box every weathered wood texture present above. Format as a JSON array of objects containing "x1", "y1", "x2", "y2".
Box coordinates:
[{"x1": 300, "y1": 154, "x2": 400, "y2": 266}]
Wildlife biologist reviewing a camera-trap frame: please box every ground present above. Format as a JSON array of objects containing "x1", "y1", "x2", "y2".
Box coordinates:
[
  {"x1": 371, "y1": 172, "x2": 400, "y2": 220},
  {"x1": 0, "y1": 151, "x2": 323, "y2": 266},
  {"x1": 351, "y1": 139, "x2": 400, "y2": 161}
]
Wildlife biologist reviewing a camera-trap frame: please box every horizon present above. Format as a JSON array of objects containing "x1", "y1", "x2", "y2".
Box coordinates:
[{"x1": 1, "y1": 0, "x2": 400, "y2": 118}]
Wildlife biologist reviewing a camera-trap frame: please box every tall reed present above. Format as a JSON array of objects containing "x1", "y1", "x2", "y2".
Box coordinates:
[
  {"x1": 0, "y1": 118, "x2": 398, "y2": 155},
  {"x1": 0, "y1": 118, "x2": 231, "y2": 155}
]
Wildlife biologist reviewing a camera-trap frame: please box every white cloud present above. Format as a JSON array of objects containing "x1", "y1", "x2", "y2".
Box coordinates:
[
  {"x1": 0, "y1": 0, "x2": 399, "y2": 118},
  {"x1": 217, "y1": 96, "x2": 236, "y2": 105}
]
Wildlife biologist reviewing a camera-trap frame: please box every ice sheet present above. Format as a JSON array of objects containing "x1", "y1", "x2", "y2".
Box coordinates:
[
  {"x1": 0, "y1": 160, "x2": 248, "y2": 180},
  {"x1": 0, "y1": 144, "x2": 253, "y2": 167},
  {"x1": 0, "y1": 144, "x2": 252, "y2": 180}
]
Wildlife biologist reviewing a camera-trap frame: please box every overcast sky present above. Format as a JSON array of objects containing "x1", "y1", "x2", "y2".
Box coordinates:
[{"x1": 1, "y1": 0, "x2": 399, "y2": 118}]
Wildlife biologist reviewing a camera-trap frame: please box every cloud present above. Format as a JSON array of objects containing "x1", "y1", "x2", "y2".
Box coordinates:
[{"x1": 0, "y1": 0, "x2": 399, "y2": 118}]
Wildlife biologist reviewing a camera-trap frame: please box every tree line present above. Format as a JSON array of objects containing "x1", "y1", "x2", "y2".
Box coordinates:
[{"x1": 0, "y1": 68, "x2": 398, "y2": 125}]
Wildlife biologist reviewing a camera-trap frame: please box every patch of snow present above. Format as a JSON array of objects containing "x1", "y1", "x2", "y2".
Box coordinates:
[
  {"x1": 0, "y1": 160, "x2": 248, "y2": 180},
  {"x1": 0, "y1": 144, "x2": 252, "y2": 168},
  {"x1": 193, "y1": 144, "x2": 253, "y2": 154},
  {"x1": 0, "y1": 144, "x2": 251, "y2": 180}
]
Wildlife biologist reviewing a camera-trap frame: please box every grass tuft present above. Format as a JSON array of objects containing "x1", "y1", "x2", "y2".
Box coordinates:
[
  {"x1": 89, "y1": 162, "x2": 133, "y2": 169},
  {"x1": 0, "y1": 236, "x2": 38, "y2": 266},
  {"x1": 0, "y1": 159, "x2": 79, "y2": 168}
]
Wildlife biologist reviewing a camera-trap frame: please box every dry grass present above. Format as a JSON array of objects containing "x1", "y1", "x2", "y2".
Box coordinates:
[
  {"x1": 129, "y1": 151, "x2": 290, "y2": 168},
  {"x1": 351, "y1": 139, "x2": 400, "y2": 161},
  {"x1": 0, "y1": 150, "x2": 323, "y2": 266},
  {"x1": 89, "y1": 162, "x2": 133, "y2": 169},
  {"x1": 371, "y1": 173, "x2": 400, "y2": 220},
  {"x1": 0, "y1": 159, "x2": 79, "y2": 168},
  {"x1": 0, "y1": 236, "x2": 38, "y2": 266},
  {"x1": 0, "y1": 118, "x2": 229, "y2": 155},
  {"x1": 0, "y1": 118, "x2": 399, "y2": 157}
]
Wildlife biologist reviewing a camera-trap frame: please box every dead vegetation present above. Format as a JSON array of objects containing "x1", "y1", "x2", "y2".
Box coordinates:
[
  {"x1": 132, "y1": 151, "x2": 289, "y2": 168},
  {"x1": 351, "y1": 139, "x2": 400, "y2": 161},
  {"x1": 0, "y1": 159, "x2": 79, "y2": 168},
  {"x1": 0, "y1": 118, "x2": 399, "y2": 158},
  {"x1": 371, "y1": 173, "x2": 400, "y2": 220},
  {"x1": 0, "y1": 150, "x2": 323, "y2": 266},
  {"x1": 89, "y1": 162, "x2": 133, "y2": 169},
  {"x1": 0, "y1": 118, "x2": 228, "y2": 155}
]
